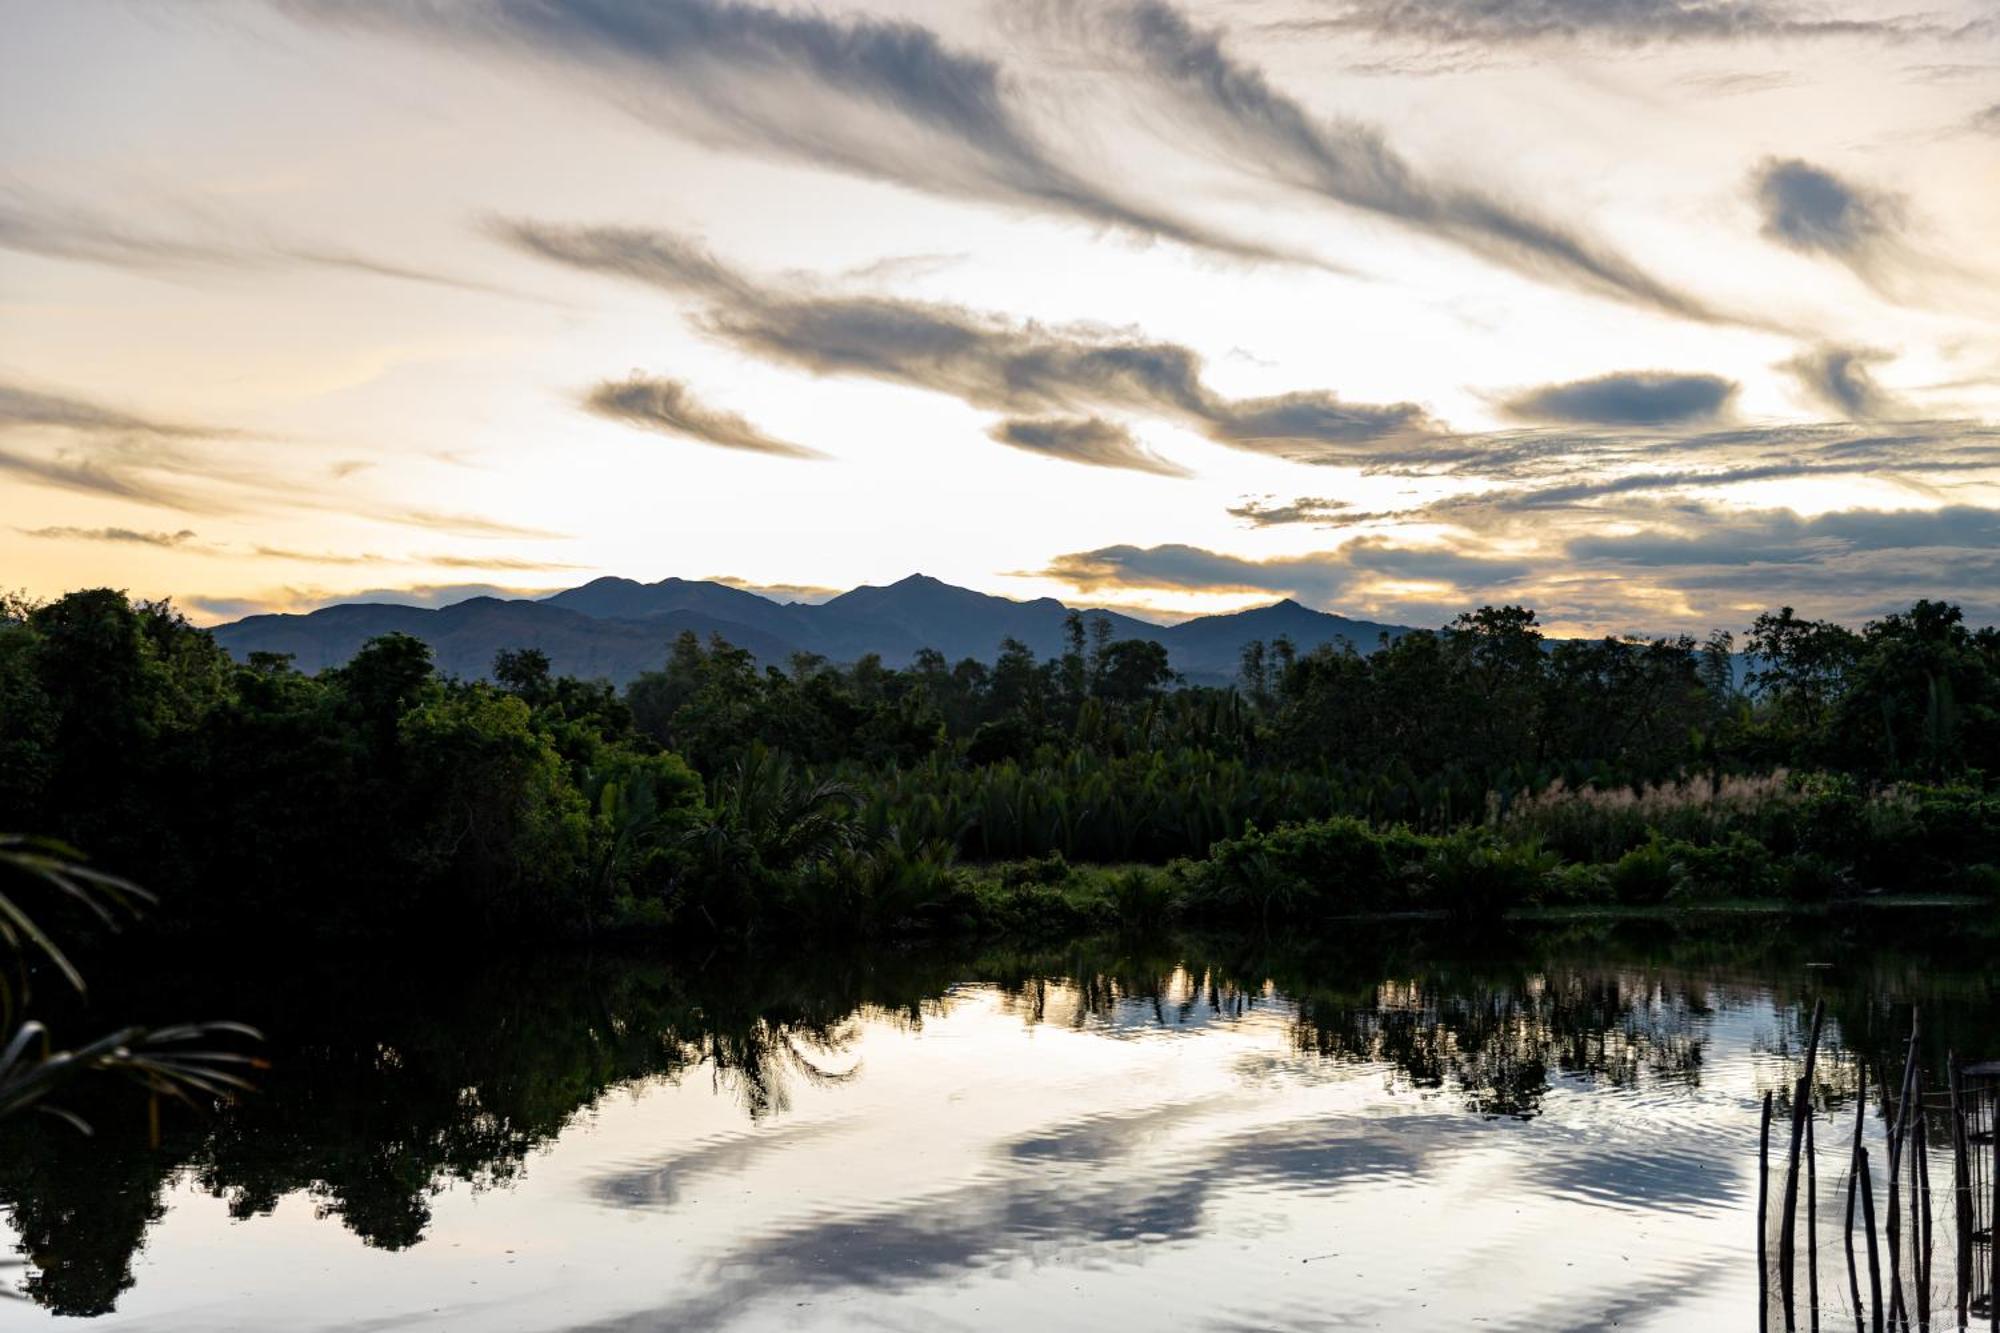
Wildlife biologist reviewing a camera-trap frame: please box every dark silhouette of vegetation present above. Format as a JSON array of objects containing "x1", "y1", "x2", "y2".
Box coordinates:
[
  {"x1": 4, "y1": 913, "x2": 1995, "y2": 1315},
  {"x1": 0, "y1": 837, "x2": 258, "y2": 1137},
  {"x1": 0, "y1": 590, "x2": 1994, "y2": 941}
]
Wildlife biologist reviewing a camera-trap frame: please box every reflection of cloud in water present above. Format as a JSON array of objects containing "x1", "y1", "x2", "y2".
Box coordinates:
[
  {"x1": 1500, "y1": 1255, "x2": 1738, "y2": 1333},
  {"x1": 570, "y1": 1111, "x2": 1468, "y2": 1330},
  {"x1": 1523, "y1": 1133, "x2": 1743, "y2": 1216},
  {"x1": 587, "y1": 1120, "x2": 853, "y2": 1211},
  {"x1": 1004, "y1": 1098, "x2": 1221, "y2": 1162}
]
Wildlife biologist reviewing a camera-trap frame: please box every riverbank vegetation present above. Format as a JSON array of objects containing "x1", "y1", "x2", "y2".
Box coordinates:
[{"x1": 1, "y1": 589, "x2": 1994, "y2": 942}]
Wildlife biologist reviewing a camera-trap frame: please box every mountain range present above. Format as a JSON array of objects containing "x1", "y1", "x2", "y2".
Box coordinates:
[{"x1": 210, "y1": 574, "x2": 1415, "y2": 685}]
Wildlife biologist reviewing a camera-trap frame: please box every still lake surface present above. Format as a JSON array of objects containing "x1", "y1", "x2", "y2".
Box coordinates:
[{"x1": 4, "y1": 913, "x2": 1995, "y2": 1331}]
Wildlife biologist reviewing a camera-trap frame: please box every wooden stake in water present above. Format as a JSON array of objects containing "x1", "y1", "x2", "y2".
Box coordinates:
[
  {"x1": 1784, "y1": 1000, "x2": 1828, "y2": 1329},
  {"x1": 1914, "y1": 1066, "x2": 1931, "y2": 1331},
  {"x1": 1847, "y1": 1068, "x2": 1865, "y2": 1333},
  {"x1": 1860, "y1": 1143, "x2": 1884, "y2": 1333},
  {"x1": 1951, "y1": 1055, "x2": 1971, "y2": 1329},
  {"x1": 1888, "y1": 1009, "x2": 1920, "y2": 1329},
  {"x1": 1808, "y1": 1106, "x2": 1821, "y2": 1333},
  {"x1": 1763, "y1": 1088, "x2": 1775, "y2": 1333}
]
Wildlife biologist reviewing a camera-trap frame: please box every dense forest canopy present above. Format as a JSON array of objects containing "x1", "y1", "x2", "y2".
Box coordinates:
[{"x1": 1, "y1": 588, "x2": 1995, "y2": 938}]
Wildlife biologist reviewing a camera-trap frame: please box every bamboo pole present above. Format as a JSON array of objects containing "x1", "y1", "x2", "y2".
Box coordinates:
[
  {"x1": 1848, "y1": 1068, "x2": 1866, "y2": 1333},
  {"x1": 1764, "y1": 1087, "x2": 1775, "y2": 1333},
  {"x1": 1914, "y1": 1067, "x2": 1931, "y2": 1331},
  {"x1": 1951, "y1": 1055, "x2": 1971, "y2": 1329},
  {"x1": 1809, "y1": 1106, "x2": 1821, "y2": 1332},
  {"x1": 1889, "y1": 1009, "x2": 1921, "y2": 1329},
  {"x1": 1785, "y1": 1001, "x2": 1829, "y2": 1329},
  {"x1": 1861, "y1": 1143, "x2": 1885, "y2": 1333}
]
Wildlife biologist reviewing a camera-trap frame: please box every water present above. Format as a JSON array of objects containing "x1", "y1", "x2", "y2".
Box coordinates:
[{"x1": 4, "y1": 914, "x2": 1996, "y2": 1331}]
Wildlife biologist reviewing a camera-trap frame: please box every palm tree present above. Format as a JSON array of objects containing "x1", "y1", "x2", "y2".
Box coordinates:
[{"x1": 0, "y1": 836, "x2": 261, "y2": 1139}]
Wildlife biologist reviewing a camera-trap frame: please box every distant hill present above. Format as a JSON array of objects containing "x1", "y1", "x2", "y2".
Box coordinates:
[
  {"x1": 1154, "y1": 598, "x2": 1408, "y2": 679},
  {"x1": 209, "y1": 574, "x2": 1419, "y2": 685}
]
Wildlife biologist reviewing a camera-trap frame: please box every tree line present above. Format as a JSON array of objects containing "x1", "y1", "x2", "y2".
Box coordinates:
[{"x1": 0, "y1": 588, "x2": 1994, "y2": 939}]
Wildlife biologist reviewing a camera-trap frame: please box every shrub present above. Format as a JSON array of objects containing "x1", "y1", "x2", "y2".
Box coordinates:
[
  {"x1": 1421, "y1": 829, "x2": 1558, "y2": 918},
  {"x1": 1607, "y1": 838, "x2": 1676, "y2": 904}
]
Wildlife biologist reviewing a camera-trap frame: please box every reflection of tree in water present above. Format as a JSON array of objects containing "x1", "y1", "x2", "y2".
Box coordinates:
[
  {"x1": 0, "y1": 951, "x2": 942, "y2": 1316},
  {"x1": 980, "y1": 938, "x2": 1716, "y2": 1120},
  {"x1": 1289, "y1": 969, "x2": 1713, "y2": 1119},
  {"x1": 6, "y1": 916, "x2": 1999, "y2": 1317}
]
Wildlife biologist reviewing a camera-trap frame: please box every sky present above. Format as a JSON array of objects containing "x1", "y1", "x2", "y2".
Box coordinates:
[{"x1": 2, "y1": 0, "x2": 1997, "y2": 634}]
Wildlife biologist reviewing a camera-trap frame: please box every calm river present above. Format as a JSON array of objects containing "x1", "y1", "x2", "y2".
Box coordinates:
[{"x1": 4, "y1": 912, "x2": 1995, "y2": 1330}]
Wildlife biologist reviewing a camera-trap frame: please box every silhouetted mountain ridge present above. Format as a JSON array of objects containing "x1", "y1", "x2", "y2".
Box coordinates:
[{"x1": 210, "y1": 575, "x2": 1416, "y2": 684}]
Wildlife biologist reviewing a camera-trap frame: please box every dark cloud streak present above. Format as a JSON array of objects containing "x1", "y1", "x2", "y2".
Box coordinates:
[
  {"x1": 278, "y1": 0, "x2": 1291, "y2": 265},
  {"x1": 503, "y1": 221, "x2": 1435, "y2": 469},
  {"x1": 1780, "y1": 345, "x2": 1906, "y2": 420},
  {"x1": 989, "y1": 417, "x2": 1189, "y2": 475},
  {"x1": 584, "y1": 374, "x2": 825, "y2": 458},
  {"x1": 1053, "y1": 1, "x2": 1729, "y2": 322},
  {"x1": 1272, "y1": 0, "x2": 1969, "y2": 46},
  {"x1": 1502, "y1": 371, "x2": 1737, "y2": 425}
]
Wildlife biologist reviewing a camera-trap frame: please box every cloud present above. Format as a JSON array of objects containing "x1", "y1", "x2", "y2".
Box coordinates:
[
  {"x1": 1779, "y1": 345, "x2": 1906, "y2": 419},
  {"x1": 0, "y1": 188, "x2": 520, "y2": 295},
  {"x1": 187, "y1": 582, "x2": 557, "y2": 620},
  {"x1": 1042, "y1": 498, "x2": 2000, "y2": 632},
  {"x1": 1972, "y1": 103, "x2": 2000, "y2": 134},
  {"x1": 708, "y1": 576, "x2": 843, "y2": 604},
  {"x1": 275, "y1": 0, "x2": 1287, "y2": 266},
  {"x1": 584, "y1": 375, "x2": 824, "y2": 458},
  {"x1": 19, "y1": 525, "x2": 199, "y2": 547},
  {"x1": 0, "y1": 381, "x2": 226, "y2": 508},
  {"x1": 0, "y1": 382, "x2": 209, "y2": 438},
  {"x1": 1567, "y1": 502, "x2": 2000, "y2": 567},
  {"x1": 385, "y1": 509, "x2": 571, "y2": 539},
  {"x1": 988, "y1": 416, "x2": 1189, "y2": 475},
  {"x1": 1501, "y1": 371, "x2": 1738, "y2": 425},
  {"x1": 1750, "y1": 158, "x2": 1906, "y2": 282},
  {"x1": 1678, "y1": 70, "x2": 1795, "y2": 95},
  {"x1": 1271, "y1": 0, "x2": 1963, "y2": 45},
  {"x1": 1045, "y1": 1, "x2": 1726, "y2": 322},
  {"x1": 1041, "y1": 538, "x2": 1528, "y2": 607},
  {"x1": 503, "y1": 221, "x2": 1435, "y2": 468},
  {"x1": 423, "y1": 553, "x2": 592, "y2": 571},
  {"x1": 1228, "y1": 495, "x2": 1353, "y2": 526}
]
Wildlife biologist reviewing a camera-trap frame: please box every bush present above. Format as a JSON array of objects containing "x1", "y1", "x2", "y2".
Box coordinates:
[
  {"x1": 1607, "y1": 839, "x2": 1676, "y2": 904},
  {"x1": 1666, "y1": 833, "x2": 1778, "y2": 902},
  {"x1": 1421, "y1": 829, "x2": 1557, "y2": 918}
]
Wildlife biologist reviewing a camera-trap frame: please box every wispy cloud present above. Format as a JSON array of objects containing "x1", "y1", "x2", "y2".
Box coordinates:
[
  {"x1": 187, "y1": 581, "x2": 557, "y2": 620},
  {"x1": 1750, "y1": 158, "x2": 1909, "y2": 289},
  {"x1": 584, "y1": 374, "x2": 824, "y2": 458},
  {"x1": 1039, "y1": 1, "x2": 1726, "y2": 323},
  {"x1": 1779, "y1": 345, "x2": 1906, "y2": 419},
  {"x1": 503, "y1": 221, "x2": 1434, "y2": 469},
  {"x1": 1568, "y1": 501, "x2": 2000, "y2": 566},
  {"x1": 0, "y1": 382, "x2": 210, "y2": 438},
  {"x1": 273, "y1": 0, "x2": 1289, "y2": 266},
  {"x1": 0, "y1": 381, "x2": 224, "y2": 508},
  {"x1": 709, "y1": 575, "x2": 843, "y2": 604},
  {"x1": 1041, "y1": 538, "x2": 1528, "y2": 607},
  {"x1": 385, "y1": 509, "x2": 572, "y2": 539},
  {"x1": 19, "y1": 525, "x2": 200, "y2": 547},
  {"x1": 1271, "y1": 0, "x2": 1970, "y2": 46},
  {"x1": 0, "y1": 188, "x2": 520, "y2": 295},
  {"x1": 1501, "y1": 371, "x2": 1737, "y2": 426},
  {"x1": 1043, "y1": 501, "x2": 2000, "y2": 630},
  {"x1": 989, "y1": 417, "x2": 1189, "y2": 476},
  {"x1": 1228, "y1": 496, "x2": 1353, "y2": 526}
]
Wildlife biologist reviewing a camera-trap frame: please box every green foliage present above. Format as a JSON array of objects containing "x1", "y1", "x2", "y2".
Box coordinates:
[{"x1": 1, "y1": 589, "x2": 1995, "y2": 947}]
